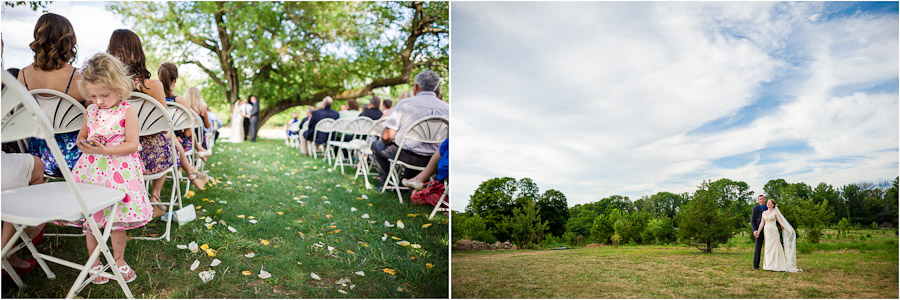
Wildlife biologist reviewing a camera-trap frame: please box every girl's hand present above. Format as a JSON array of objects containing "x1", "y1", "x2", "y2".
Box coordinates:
[{"x1": 77, "y1": 140, "x2": 107, "y2": 155}]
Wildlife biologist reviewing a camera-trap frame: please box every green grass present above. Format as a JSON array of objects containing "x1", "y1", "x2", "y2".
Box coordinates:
[
  {"x1": 452, "y1": 229, "x2": 898, "y2": 298},
  {"x1": 3, "y1": 138, "x2": 448, "y2": 298}
]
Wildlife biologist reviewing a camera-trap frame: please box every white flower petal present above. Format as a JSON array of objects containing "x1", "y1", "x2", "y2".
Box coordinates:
[
  {"x1": 338, "y1": 290, "x2": 348, "y2": 294},
  {"x1": 350, "y1": 207, "x2": 358, "y2": 212},
  {"x1": 311, "y1": 272, "x2": 321, "y2": 281},
  {"x1": 382, "y1": 234, "x2": 388, "y2": 241},
  {"x1": 354, "y1": 271, "x2": 365, "y2": 276},
  {"x1": 198, "y1": 270, "x2": 215, "y2": 283},
  {"x1": 336, "y1": 277, "x2": 351, "y2": 285},
  {"x1": 228, "y1": 226, "x2": 237, "y2": 233},
  {"x1": 189, "y1": 241, "x2": 199, "y2": 253},
  {"x1": 249, "y1": 219, "x2": 258, "y2": 224},
  {"x1": 190, "y1": 259, "x2": 200, "y2": 271},
  {"x1": 397, "y1": 220, "x2": 405, "y2": 229},
  {"x1": 258, "y1": 268, "x2": 272, "y2": 279},
  {"x1": 384, "y1": 221, "x2": 394, "y2": 228},
  {"x1": 210, "y1": 259, "x2": 222, "y2": 267},
  {"x1": 361, "y1": 214, "x2": 370, "y2": 219},
  {"x1": 244, "y1": 252, "x2": 256, "y2": 258},
  {"x1": 177, "y1": 244, "x2": 188, "y2": 249}
]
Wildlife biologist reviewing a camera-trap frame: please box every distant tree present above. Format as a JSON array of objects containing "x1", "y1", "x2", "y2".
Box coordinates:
[
  {"x1": 645, "y1": 191, "x2": 687, "y2": 219},
  {"x1": 678, "y1": 181, "x2": 737, "y2": 253},
  {"x1": 564, "y1": 207, "x2": 597, "y2": 239},
  {"x1": 595, "y1": 195, "x2": 635, "y2": 215},
  {"x1": 537, "y1": 189, "x2": 569, "y2": 237},
  {"x1": 837, "y1": 217, "x2": 851, "y2": 236},
  {"x1": 841, "y1": 183, "x2": 867, "y2": 224},
  {"x1": 642, "y1": 216, "x2": 676, "y2": 245},
  {"x1": 466, "y1": 177, "x2": 519, "y2": 241},
  {"x1": 793, "y1": 197, "x2": 834, "y2": 243},
  {"x1": 812, "y1": 182, "x2": 842, "y2": 224},
  {"x1": 590, "y1": 209, "x2": 620, "y2": 244},
  {"x1": 4, "y1": 1, "x2": 50, "y2": 12},
  {"x1": 458, "y1": 214, "x2": 497, "y2": 244},
  {"x1": 500, "y1": 201, "x2": 549, "y2": 249}
]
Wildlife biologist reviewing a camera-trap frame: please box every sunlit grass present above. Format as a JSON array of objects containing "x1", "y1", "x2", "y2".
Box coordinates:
[
  {"x1": 3, "y1": 138, "x2": 448, "y2": 298},
  {"x1": 452, "y1": 229, "x2": 898, "y2": 298}
]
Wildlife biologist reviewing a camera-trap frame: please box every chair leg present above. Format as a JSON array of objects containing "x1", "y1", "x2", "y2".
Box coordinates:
[
  {"x1": 1, "y1": 258, "x2": 24, "y2": 288},
  {"x1": 429, "y1": 189, "x2": 448, "y2": 220},
  {"x1": 15, "y1": 224, "x2": 55, "y2": 279}
]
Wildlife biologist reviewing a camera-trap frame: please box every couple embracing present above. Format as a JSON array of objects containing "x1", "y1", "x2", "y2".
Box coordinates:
[{"x1": 751, "y1": 195, "x2": 802, "y2": 272}]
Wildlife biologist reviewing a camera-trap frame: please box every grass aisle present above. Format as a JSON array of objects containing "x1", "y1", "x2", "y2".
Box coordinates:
[
  {"x1": 3, "y1": 138, "x2": 449, "y2": 298},
  {"x1": 452, "y1": 230, "x2": 898, "y2": 298}
]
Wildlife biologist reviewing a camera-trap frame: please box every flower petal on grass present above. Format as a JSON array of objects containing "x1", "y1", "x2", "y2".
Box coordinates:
[
  {"x1": 190, "y1": 259, "x2": 200, "y2": 271},
  {"x1": 426, "y1": 263, "x2": 434, "y2": 269},
  {"x1": 210, "y1": 259, "x2": 222, "y2": 267},
  {"x1": 261, "y1": 239, "x2": 271, "y2": 246},
  {"x1": 396, "y1": 241, "x2": 410, "y2": 247},
  {"x1": 244, "y1": 252, "x2": 256, "y2": 258},
  {"x1": 357, "y1": 241, "x2": 369, "y2": 247},
  {"x1": 422, "y1": 223, "x2": 432, "y2": 229},
  {"x1": 189, "y1": 241, "x2": 199, "y2": 253},
  {"x1": 248, "y1": 216, "x2": 255, "y2": 219},
  {"x1": 384, "y1": 221, "x2": 394, "y2": 228},
  {"x1": 354, "y1": 271, "x2": 365, "y2": 276},
  {"x1": 326, "y1": 214, "x2": 333, "y2": 219},
  {"x1": 249, "y1": 220, "x2": 258, "y2": 224},
  {"x1": 361, "y1": 195, "x2": 369, "y2": 200},
  {"x1": 237, "y1": 215, "x2": 245, "y2": 219},
  {"x1": 350, "y1": 207, "x2": 358, "y2": 212},
  {"x1": 346, "y1": 250, "x2": 355, "y2": 254},
  {"x1": 198, "y1": 270, "x2": 215, "y2": 283},
  {"x1": 258, "y1": 268, "x2": 272, "y2": 279},
  {"x1": 177, "y1": 244, "x2": 188, "y2": 250},
  {"x1": 361, "y1": 214, "x2": 370, "y2": 219},
  {"x1": 397, "y1": 220, "x2": 405, "y2": 229},
  {"x1": 311, "y1": 272, "x2": 322, "y2": 280},
  {"x1": 228, "y1": 226, "x2": 237, "y2": 233},
  {"x1": 391, "y1": 236, "x2": 401, "y2": 241},
  {"x1": 411, "y1": 244, "x2": 422, "y2": 249},
  {"x1": 382, "y1": 268, "x2": 397, "y2": 276},
  {"x1": 277, "y1": 211, "x2": 284, "y2": 215},
  {"x1": 242, "y1": 270, "x2": 252, "y2": 276},
  {"x1": 381, "y1": 234, "x2": 388, "y2": 241}
]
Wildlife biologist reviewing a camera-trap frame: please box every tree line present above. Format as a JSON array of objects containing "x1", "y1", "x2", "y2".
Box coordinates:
[{"x1": 453, "y1": 177, "x2": 899, "y2": 252}]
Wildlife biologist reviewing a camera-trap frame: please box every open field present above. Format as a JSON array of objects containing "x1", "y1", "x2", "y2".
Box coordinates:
[
  {"x1": 4, "y1": 138, "x2": 448, "y2": 298},
  {"x1": 452, "y1": 230, "x2": 898, "y2": 298}
]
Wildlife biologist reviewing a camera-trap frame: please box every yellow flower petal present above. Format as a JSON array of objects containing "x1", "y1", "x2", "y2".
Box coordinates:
[
  {"x1": 422, "y1": 223, "x2": 432, "y2": 229},
  {"x1": 277, "y1": 211, "x2": 284, "y2": 215},
  {"x1": 242, "y1": 271, "x2": 252, "y2": 276},
  {"x1": 261, "y1": 239, "x2": 270, "y2": 246},
  {"x1": 237, "y1": 215, "x2": 245, "y2": 219},
  {"x1": 204, "y1": 248, "x2": 217, "y2": 257},
  {"x1": 382, "y1": 268, "x2": 397, "y2": 276},
  {"x1": 407, "y1": 214, "x2": 417, "y2": 217},
  {"x1": 411, "y1": 244, "x2": 421, "y2": 249},
  {"x1": 322, "y1": 196, "x2": 328, "y2": 200},
  {"x1": 295, "y1": 220, "x2": 304, "y2": 223},
  {"x1": 185, "y1": 191, "x2": 196, "y2": 199},
  {"x1": 200, "y1": 244, "x2": 210, "y2": 250},
  {"x1": 326, "y1": 214, "x2": 333, "y2": 219},
  {"x1": 398, "y1": 241, "x2": 410, "y2": 247},
  {"x1": 334, "y1": 230, "x2": 341, "y2": 234},
  {"x1": 426, "y1": 263, "x2": 434, "y2": 269},
  {"x1": 248, "y1": 216, "x2": 255, "y2": 219},
  {"x1": 391, "y1": 236, "x2": 401, "y2": 240},
  {"x1": 346, "y1": 250, "x2": 355, "y2": 254}
]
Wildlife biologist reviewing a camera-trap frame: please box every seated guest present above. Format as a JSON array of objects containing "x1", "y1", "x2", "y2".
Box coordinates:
[
  {"x1": 339, "y1": 99, "x2": 362, "y2": 119},
  {"x1": 360, "y1": 96, "x2": 383, "y2": 120},
  {"x1": 108, "y1": 29, "x2": 207, "y2": 217},
  {"x1": 159, "y1": 63, "x2": 199, "y2": 152},
  {"x1": 207, "y1": 110, "x2": 223, "y2": 142},
  {"x1": 380, "y1": 99, "x2": 394, "y2": 119},
  {"x1": 1, "y1": 152, "x2": 47, "y2": 281},
  {"x1": 303, "y1": 97, "x2": 339, "y2": 153},
  {"x1": 371, "y1": 71, "x2": 449, "y2": 189},
  {"x1": 402, "y1": 138, "x2": 449, "y2": 190},
  {"x1": 184, "y1": 86, "x2": 211, "y2": 154},
  {"x1": 284, "y1": 112, "x2": 301, "y2": 137},
  {"x1": 18, "y1": 13, "x2": 85, "y2": 178},
  {"x1": 298, "y1": 105, "x2": 315, "y2": 155}
]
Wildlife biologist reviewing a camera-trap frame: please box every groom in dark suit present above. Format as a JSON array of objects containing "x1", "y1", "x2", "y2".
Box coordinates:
[
  {"x1": 751, "y1": 195, "x2": 767, "y2": 270},
  {"x1": 249, "y1": 95, "x2": 260, "y2": 142}
]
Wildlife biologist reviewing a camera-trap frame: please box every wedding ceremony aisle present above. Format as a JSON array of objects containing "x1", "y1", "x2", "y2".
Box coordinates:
[{"x1": 2, "y1": 138, "x2": 449, "y2": 298}]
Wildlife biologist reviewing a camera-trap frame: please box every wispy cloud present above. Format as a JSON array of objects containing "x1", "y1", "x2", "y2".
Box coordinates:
[{"x1": 451, "y1": 2, "x2": 898, "y2": 211}]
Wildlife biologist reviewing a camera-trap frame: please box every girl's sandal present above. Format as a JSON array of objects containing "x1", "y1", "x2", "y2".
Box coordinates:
[
  {"x1": 90, "y1": 265, "x2": 109, "y2": 285},
  {"x1": 118, "y1": 264, "x2": 136, "y2": 283}
]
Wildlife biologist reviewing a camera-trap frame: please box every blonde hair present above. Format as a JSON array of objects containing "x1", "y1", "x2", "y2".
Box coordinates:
[
  {"x1": 184, "y1": 86, "x2": 205, "y2": 111},
  {"x1": 78, "y1": 52, "x2": 133, "y2": 101}
]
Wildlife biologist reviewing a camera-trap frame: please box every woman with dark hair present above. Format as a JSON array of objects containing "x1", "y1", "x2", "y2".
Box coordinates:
[
  {"x1": 158, "y1": 62, "x2": 200, "y2": 153},
  {"x1": 107, "y1": 29, "x2": 208, "y2": 218},
  {"x1": 17, "y1": 13, "x2": 85, "y2": 179}
]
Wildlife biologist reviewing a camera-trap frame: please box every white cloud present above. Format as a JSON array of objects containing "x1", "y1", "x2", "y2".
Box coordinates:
[{"x1": 451, "y1": 2, "x2": 898, "y2": 211}]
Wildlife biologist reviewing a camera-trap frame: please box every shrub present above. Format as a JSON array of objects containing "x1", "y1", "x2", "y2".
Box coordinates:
[
  {"x1": 677, "y1": 190, "x2": 736, "y2": 253},
  {"x1": 500, "y1": 201, "x2": 549, "y2": 249},
  {"x1": 611, "y1": 234, "x2": 622, "y2": 246},
  {"x1": 871, "y1": 222, "x2": 879, "y2": 230}
]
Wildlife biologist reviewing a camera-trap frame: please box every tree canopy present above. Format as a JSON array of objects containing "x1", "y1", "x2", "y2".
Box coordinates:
[{"x1": 109, "y1": 1, "x2": 448, "y2": 131}]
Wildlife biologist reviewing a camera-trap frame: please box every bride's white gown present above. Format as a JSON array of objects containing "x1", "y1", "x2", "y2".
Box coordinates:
[
  {"x1": 229, "y1": 102, "x2": 243, "y2": 143},
  {"x1": 762, "y1": 208, "x2": 801, "y2": 272}
]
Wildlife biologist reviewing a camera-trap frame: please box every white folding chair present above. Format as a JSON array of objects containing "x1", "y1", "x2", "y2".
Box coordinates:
[
  {"x1": 428, "y1": 179, "x2": 449, "y2": 220},
  {"x1": 299, "y1": 117, "x2": 310, "y2": 154},
  {"x1": 314, "y1": 118, "x2": 336, "y2": 164},
  {"x1": 287, "y1": 121, "x2": 301, "y2": 149},
  {"x1": 166, "y1": 102, "x2": 198, "y2": 199},
  {"x1": 1, "y1": 71, "x2": 135, "y2": 298},
  {"x1": 126, "y1": 93, "x2": 181, "y2": 241},
  {"x1": 323, "y1": 118, "x2": 349, "y2": 166},
  {"x1": 381, "y1": 116, "x2": 449, "y2": 203},
  {"x1": 190, "y1": 111, "x2": 211, "y2": 173},
  {"x1": 329, "y1": 117, "x2": 373, "y2": 174},
  {"x1": 356, "y1": 118, "x2": 385, "y2": 190},
  {"x1": 23, "y1": 89, "x2": 87, "y2": 181}
]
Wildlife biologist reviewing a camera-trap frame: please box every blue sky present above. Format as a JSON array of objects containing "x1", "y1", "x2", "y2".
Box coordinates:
[{"x1": 450, "y1": 2, "x2": 899, "y2": 211}]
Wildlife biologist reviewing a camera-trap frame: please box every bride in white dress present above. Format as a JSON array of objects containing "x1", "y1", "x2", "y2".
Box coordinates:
[
  {"x1": 229, "y1": 99, "x2": 243, "y2": 143},
  {"x1": 759, "y1": 199, "x2": 802, "y2": 272}
]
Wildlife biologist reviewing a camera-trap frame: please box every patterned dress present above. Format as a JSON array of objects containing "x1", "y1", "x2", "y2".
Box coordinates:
[{"x1": 57, "y1": 102, "x2": 152, "y2": 231}]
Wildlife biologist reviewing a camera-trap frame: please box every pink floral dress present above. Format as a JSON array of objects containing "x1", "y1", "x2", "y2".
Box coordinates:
[{"x1": 57, "y1": 101, "x2": 152, "y2": 231}]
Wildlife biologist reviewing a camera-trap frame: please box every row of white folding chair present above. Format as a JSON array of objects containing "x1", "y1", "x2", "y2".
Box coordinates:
[
  {"x1": 381, "y1": 115, "x2": 449, "y2": 204},
  {"x1": 1, "y1": 71, "x2": 135, "y2": 298},
  {"x1": 125, "y1": 93, "x2": 183, "y2": 241},
  {"x1": 286, "y1": 120, "x2": 302, "y2": 149},
  {"x1": 312, "y1": 118, "x2": 336, "y2": 163},
  {"x1": 331, "y1": 117, "x2": 376, "y2": 174},
  {"x1": 355, "y1": 119, "x2": 386, "y2": 190}
]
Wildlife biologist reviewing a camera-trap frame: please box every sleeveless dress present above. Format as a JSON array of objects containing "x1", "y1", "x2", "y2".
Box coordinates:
[
  {"x1": 138, "y1": 89, "x2": 177, "y2": 172},
  {"x1": 762, "y1": 211, "x2": 788, "y2": 271},
  {"x1": 56, "y1": 102, "x2": 152, "y2": 231},
  {"x1": 166, "y1": 96, "x2": 193, "y2": 152},
  {"x1": 23, "y1": 67, "x2": 83, "y2": 177}
]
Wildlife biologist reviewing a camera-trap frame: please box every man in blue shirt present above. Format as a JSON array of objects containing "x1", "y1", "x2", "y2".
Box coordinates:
[{"x1": 751, "y1": 195, "x2": 767, "y2": 270}]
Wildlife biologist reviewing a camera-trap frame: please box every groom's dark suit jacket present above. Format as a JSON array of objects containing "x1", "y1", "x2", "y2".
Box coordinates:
[{"x1": 751, "y1": 205, "x2": 764, "y2": 233}]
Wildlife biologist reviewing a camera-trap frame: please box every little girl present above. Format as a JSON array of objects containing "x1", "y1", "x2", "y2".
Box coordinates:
[{"x1": 58, "y1": 52, "x2": 152, "y2": 284}]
